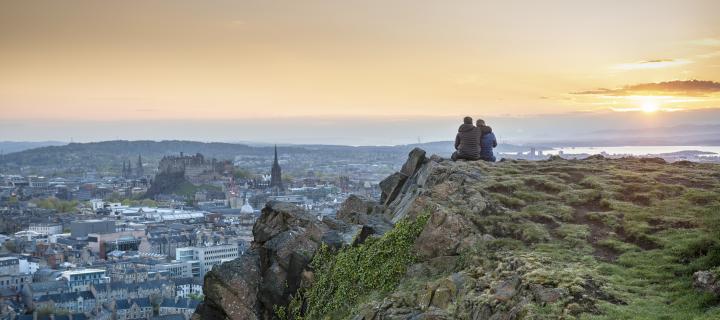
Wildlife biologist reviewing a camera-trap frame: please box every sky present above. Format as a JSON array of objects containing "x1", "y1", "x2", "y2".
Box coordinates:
[{"x1": 1, "y1": 0, "x2": 719, "y2": 144}]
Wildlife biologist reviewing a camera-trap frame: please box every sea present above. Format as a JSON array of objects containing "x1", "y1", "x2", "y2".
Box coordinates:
[{"x1": 544, "y1": 146, "x2": 720, "y2": 157}]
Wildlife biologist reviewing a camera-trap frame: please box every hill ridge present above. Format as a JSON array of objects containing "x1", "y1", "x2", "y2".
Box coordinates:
[{"x1": 194, "y1": 148, "x2": 720, "y2": 319}]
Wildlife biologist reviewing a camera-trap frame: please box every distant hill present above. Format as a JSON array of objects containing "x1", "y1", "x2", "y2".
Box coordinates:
[
  {"x1": 0, "y1": 141, "x2": 67, "y2": 154},
  {"x1": 0, "y1": 140, "x2": 403, "y2": 175},
  {"x1": 0, "y1": 140, "x2": 540, "y2": 175}
]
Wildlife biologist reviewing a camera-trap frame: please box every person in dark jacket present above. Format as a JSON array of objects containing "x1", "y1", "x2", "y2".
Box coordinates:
[
  {"x1": 452, "y1": 116, "x2": 481, "y2": 161},
  {"x1": 478, "y1": 123, "x2": 497, "y2": 162}
]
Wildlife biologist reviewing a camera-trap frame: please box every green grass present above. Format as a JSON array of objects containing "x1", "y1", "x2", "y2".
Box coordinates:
[{"x1": 282, "y1": 213, "x2": 430, "y2": 319}]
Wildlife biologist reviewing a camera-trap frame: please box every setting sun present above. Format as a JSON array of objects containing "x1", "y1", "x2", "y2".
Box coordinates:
[{"x1": 641, "y1": 100, "x2": 660, "y2": 113}]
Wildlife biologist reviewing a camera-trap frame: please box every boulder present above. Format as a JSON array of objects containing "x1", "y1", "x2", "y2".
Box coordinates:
[
  {"x1": 337, "y1": 194, "x2": 372, "y2": 225},
  {"x1": 400, "y1": 148, "x2": 427, "y2": 177},
  {"x1": 380, "y1": 172, "x2": 408, "y2": 205},
  {"x1": 492, "y1": 275, "x2": 521, "y2": 302},
  {"x1": 693, "y1": 270, "x2": 720, "y2": 296},
  {"x1": 198, "y1": 251, "x2": 262, "y2": 320}
]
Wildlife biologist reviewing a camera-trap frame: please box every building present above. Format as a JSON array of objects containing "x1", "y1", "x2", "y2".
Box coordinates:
[
  {"x1": 153, "y1": 261, "x2": 200, "y2": 279},
  {"x1": 0, "y1": 257, "x2": 32, "y2": 292},
  {"x1": 175, "y1": 243, "x2": 239, "y2": 277},
  {"x1": 86, "y1": 230, "x2": 149, "y2": 259},
  {"x1": 270, "y1": 145, "x2": 284, "y2": 191},
  {"x1": 35, "y1": 291, "x2": 97, "y2": 314},
  {"x1": 22, "y1": 280, "x2": 69, "y2": 299},
  {"x1": 29, "y1": 223, "x2": 63, "y2": 236},
  {"x1": 115, "y1": 297, "x2": 153, "y2": 320},
  {"x1": 59, "y1": 269, "x2": 109, "y2": 292},
  {"x1": 174, "y1": 278, "x2": 203, "y2": 299},
  {"x1": 0, "y1": 257, "x2": 19, "y2": 275},
  {"x1": 159, "y1": 297, "x2": 200, "y2": 319},
  {"x1": 70, "y1": 220, "x2": 116, "y2": 238}
]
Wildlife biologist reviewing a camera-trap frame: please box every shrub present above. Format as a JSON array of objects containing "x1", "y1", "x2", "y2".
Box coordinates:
[{"x1": 297, "y1": 213, "x2": 430, "y2": 319}]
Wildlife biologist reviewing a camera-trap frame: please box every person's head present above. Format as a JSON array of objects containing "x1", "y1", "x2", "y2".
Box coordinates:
[
  {"x1": 463, "y1": 116, "x2": 473, "y2": 125},
  {"x1": 476, "y1": 119, "x2": 485, "y2": 127}
]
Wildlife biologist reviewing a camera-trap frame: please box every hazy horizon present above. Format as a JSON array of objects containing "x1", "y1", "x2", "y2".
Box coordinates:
[{"x1": 3, "y1": 108, "x2": 720, "y2": 146}]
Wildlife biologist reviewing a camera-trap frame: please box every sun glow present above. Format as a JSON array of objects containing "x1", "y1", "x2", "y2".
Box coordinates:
[{"x1": 641, "y1": 100, "x2": 660, "y2": 113}]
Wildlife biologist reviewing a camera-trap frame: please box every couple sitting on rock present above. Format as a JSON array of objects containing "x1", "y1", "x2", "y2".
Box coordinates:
[{"x1": 452, "y1": 116, "x2": 497, "y2": 162}]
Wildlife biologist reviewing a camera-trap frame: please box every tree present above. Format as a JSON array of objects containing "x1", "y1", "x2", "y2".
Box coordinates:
[
  {"x1": 3, "y1": 241, "x2": 19, "y2": 254},
  {"x1": 233, "y1": 168, "x2": 252, "y2": 180}
]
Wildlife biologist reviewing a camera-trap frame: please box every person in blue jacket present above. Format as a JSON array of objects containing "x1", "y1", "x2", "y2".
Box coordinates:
[{"x1": 476, "y1": 119, "x2": 497, "y2": 162}]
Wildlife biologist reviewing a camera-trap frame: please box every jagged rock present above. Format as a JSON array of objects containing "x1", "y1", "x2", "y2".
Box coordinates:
[
  {"x1": 414, "y1": 209, "x2": 476, "y2": 260},
  {"x1": 201, "y1": 201, "x2": 370, "y2": 319},
  {"x1": 337, "y1": 194, "x2": 372, "y2": 224},
  {"x1": 693, "y1": 270, "x2": 720, "y2": 296},
  {"x1": 407, "y1": 256, "x2": 459, "y2": 278},
  {"x1": 197, "y1": 251, "x2": 262, "y2": 320},
  {"x1": 400, "y1": 147, "x2": 427, "y2": 177},
  {"x1": 410, "y1": 309, "x2": 451, "y2": 320},
  {"x1": 437, "y1": 274, "x2": 469, "y2": 308},
  {"x1": 382, "y1": 148, "x2": 434, "y2": 222},
  {"x1": 380, "y1": 172, "x2": 408, "y2": 205},
  {"x1": 252, "y1": 202, "x2": 320, "y2": 243},
  {"x1": 492, "y1": 275, "x2": 521, "y2": 302}
]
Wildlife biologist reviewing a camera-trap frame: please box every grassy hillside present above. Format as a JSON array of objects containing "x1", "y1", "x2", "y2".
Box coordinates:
[{"x1": 296, "y1": 157, "x2": 720, "y2": 319}]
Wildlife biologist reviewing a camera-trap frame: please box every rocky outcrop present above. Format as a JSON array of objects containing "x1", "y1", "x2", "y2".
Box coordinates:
[
  {"x1": 195, "y1": 149, "x2": 430, "y2": 320},
  {"x1": 195, "y1": 252, "x2": 261, "y2": 319},
  {"x1": 195, "y1": 199, "x2": 387, "y2": 319},
  {"x1": 198, "y1": 148, "x2": 690, "y2": 319}
]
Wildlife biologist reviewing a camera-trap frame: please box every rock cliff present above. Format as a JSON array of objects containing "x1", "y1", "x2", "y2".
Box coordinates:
[{"x1": 196, "y1": 148, "x2": 720, "y2": 319}]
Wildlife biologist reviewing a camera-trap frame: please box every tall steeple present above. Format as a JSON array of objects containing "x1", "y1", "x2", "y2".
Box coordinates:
[
  {"x1": 269, "y1": 145, "x2": 284, "y2": 191},
  {"x1": 136, "y1": 154, "x2": 144, "y2": 178},
  {"x1": 122, "y1": 161, "x2": 127, "y2": 178}
]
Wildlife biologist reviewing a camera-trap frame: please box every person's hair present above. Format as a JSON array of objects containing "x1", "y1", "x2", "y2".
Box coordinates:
[
  {"x1": 463, "y1": 116, "x2": 473, "y2": 124},
  {"x1": 476, "y1": 119, "x2": 485, "y2": 127}
]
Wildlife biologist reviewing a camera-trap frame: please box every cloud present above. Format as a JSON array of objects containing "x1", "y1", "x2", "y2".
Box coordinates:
[
  {"x1": 612, "y1": 59, "x2": 692, "y2": 70},
  {"x1": 572, "y1": 80, "x2": 720, "y2": 97},
  {"x1": 697, "y1": 51, "x2": 720, "y2": 59},
  {"x1": 690, "y1": 38, "x2": 720, "y2": 47}
]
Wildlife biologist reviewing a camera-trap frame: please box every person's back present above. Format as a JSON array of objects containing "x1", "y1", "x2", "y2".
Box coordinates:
[
  {"x1": 452, "y1": 117, "x2": 481, "y2": 161},
  {"x1": 479, "y1": 125, "x2": 497, "y2": 162}
]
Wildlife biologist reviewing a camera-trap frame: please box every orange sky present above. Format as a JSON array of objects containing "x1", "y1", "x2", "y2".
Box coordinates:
[{"x1": 1, "y1": 0, "x2": 720, "y2": 121}]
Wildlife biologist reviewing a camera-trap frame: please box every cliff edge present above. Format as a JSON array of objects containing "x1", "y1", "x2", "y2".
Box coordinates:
[{"x1": 195, "y1": 149, "x2": 720, "y2": 319}]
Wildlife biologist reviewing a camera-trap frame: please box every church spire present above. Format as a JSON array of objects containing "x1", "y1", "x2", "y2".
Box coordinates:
[
  {"x1": 270, "y1": 145, "x2": 284, "y2": 191},
  {"x1": 136, "y1": 154, "x2": 144, "y2": 178},
  {"x1": 273, "y1": 144, "x2": 279, "y2": 164}
]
